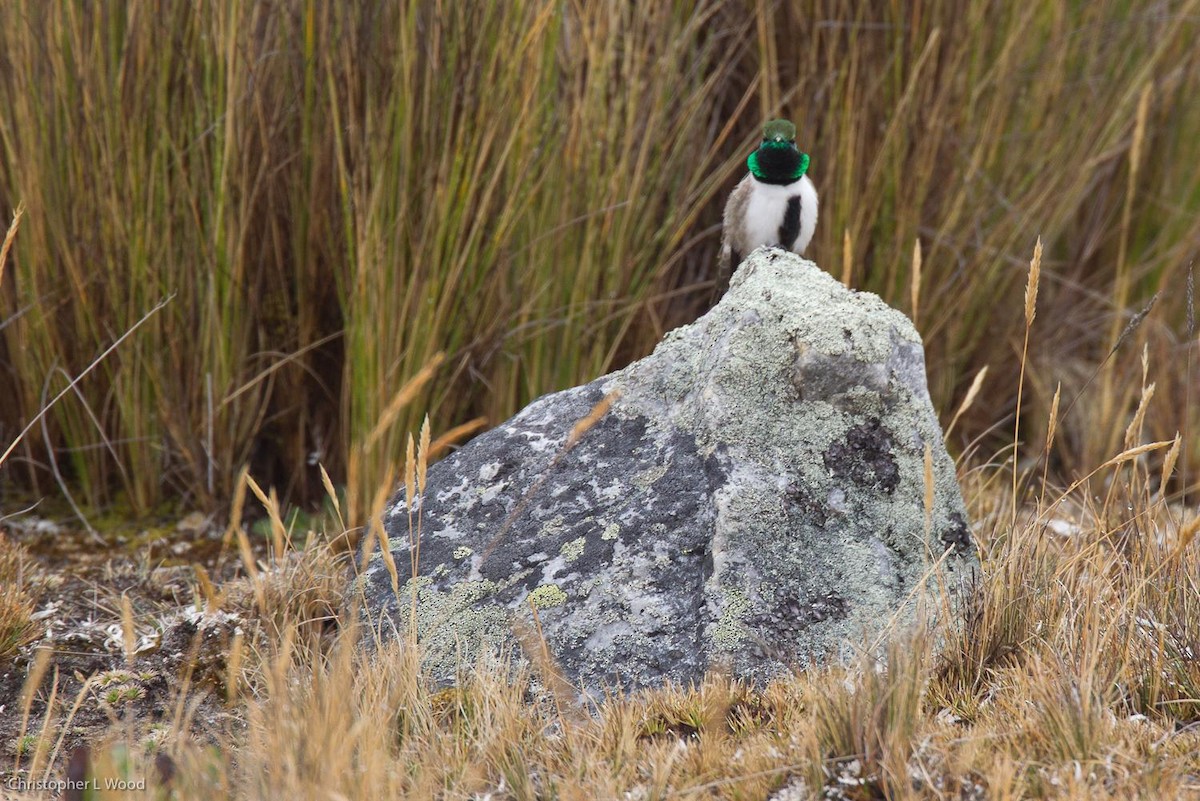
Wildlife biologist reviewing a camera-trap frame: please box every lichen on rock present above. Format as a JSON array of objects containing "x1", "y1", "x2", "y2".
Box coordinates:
[{"x1": 356, "y1": 248, "x2": 977, "y2": 695}]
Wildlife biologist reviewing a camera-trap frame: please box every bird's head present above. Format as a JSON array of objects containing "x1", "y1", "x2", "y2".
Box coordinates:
[
  {"x1": 748, "y1": 119, "x2": 810, "y2": 185},
  {"x1": 761, "y1": 119, "x2": 797, "y2": 144}
]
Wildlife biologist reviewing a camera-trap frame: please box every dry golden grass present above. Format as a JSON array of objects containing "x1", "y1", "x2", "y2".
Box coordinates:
[
  {"x1": 0, "y1": 534, "x2": 42, "y2": 663},
  {"x1": 2, "y1": 3, "x2": 1200, "y2": 799},
  {"x1": 5, "y1": 385, "x2": 1200, "y2": 799}
]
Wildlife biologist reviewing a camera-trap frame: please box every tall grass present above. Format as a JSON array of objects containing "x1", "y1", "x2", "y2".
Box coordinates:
[
  {"x1": 326, "y1": 2, "x2": 740, "y2": 522},
  {"x1": 1, "y1": 1, "x2": 1199, "y2": 517},
  {"x1": 9, "y1": 430, "x2": 1200, "y2": 798}
]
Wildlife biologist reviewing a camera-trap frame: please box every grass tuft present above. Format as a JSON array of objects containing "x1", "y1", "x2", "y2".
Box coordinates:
[{"x1": 0, "y1": 534, "x2": 44, "y2": 663}]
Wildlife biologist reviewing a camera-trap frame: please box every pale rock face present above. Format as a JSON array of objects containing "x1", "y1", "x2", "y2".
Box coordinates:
[{"x1": 355, "y1": 249, "x2": 977, "y2": 695}]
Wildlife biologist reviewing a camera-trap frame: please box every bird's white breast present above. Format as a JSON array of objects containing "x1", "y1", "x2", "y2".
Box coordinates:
[{"x1": 743, "y1": 175, "x2": 818, "y2": 255}]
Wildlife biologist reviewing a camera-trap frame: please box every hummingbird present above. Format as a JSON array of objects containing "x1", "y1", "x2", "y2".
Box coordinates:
[{"x1": 717, "y1": 119, "x2": 818, "y2": 287}]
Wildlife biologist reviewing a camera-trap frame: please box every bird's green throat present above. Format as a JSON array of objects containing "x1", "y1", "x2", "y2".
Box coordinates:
[{"x1": 748, "y1": 141, "x2": 810, "y2": 184}]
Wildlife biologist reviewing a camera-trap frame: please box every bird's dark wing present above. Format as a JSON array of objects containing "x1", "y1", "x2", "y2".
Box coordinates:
[{"x1": 778, "y1": 195, "x2": 802, "y2": 252}]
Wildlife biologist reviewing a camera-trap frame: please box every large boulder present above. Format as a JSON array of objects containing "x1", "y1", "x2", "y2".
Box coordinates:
[{"x1": 356, "y1": 249, "x2": 976, "y2": 695}]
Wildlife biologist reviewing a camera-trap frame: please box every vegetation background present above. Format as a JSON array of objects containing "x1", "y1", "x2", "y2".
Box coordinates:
[
  {"x1": 2, "y1": 1, "x2": 1200, "y2": 798},
  {"x1": 3, "y1": 0, "x2": 1198, "y2": 524}
]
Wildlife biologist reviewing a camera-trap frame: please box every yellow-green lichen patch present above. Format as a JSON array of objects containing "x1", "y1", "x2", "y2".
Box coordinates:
[
  {"x1": 540, "y1": 515, "x2": 566, "y2": 539},
  {"x1": 395, "y1": 575, "x2": 518, "y2": 679},
  {"x1": 601, "y1": 521, "x2": 620, "y2": 541},
  {"x1": 560, "y1": 536, "x2": 586, "y2": 562},
  {"x1": 712, "y1": 587, "x2": 752, "y2": 650},
  {"x1": 452, "y1": 546, "x2": 473, "y2": 560},
  {"x1": 528, "y1": 584, "x2": 567, "y2": 609},
  {"x1": 634, "y1": 463, "x2": 669, "y2": 488},
  {"x1": 357, "y1": 571, "x2": 432, "y2": 599}
]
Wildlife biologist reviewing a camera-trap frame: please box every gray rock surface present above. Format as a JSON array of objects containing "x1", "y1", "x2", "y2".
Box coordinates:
[{"x1": 355, "y1": 249, "x2": 977, "y2": 695}]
